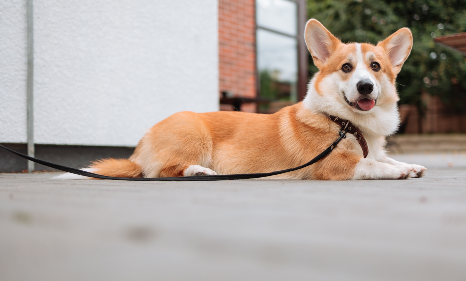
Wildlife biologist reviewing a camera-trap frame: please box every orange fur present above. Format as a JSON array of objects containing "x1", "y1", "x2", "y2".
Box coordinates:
[
  {"x1": 91, "y1": 158, "x2": 142, "y2": 178},
  {"x1": 122, "y1": 103, "x2": 362, "y2": 180},
  {"x1": 315, "y1": 44, "x2": 356, "y2": 95}
]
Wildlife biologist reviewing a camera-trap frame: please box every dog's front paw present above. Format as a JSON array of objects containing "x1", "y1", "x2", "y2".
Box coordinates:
[
  {"x1": 406, "y1": 164, "x2": 426, "y2": 178},
  {"x1": 395, "y1": 165, "x2": 413, "y2": 179},
  {"x1": 184, "y1": 165, "x2": 217, "y2": 177},
  {"x1": 373, "y1": 164, "x2": 412, "y2": 180},
  {"x1": 394, "y1": 164, "x2": 426, "y2": 179},
  {"x1": 353, "y1": 159, "x2": 417, "y2": 180}
]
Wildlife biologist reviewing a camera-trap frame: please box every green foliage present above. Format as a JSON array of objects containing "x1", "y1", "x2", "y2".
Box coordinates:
[
  {"x1": 307, "y1": 0, "x2": 466, "y2": 110},
  {"x1": 259, "y1": 70, "x2": 280, "y2": 100}
]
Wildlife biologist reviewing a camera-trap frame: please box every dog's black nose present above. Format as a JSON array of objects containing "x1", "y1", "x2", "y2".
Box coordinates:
[{"x1": 357, "y1": 80, "x2": 374, "y2": 95}]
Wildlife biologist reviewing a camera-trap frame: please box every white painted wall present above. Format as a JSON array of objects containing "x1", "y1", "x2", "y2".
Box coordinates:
[
  {"x1": 0, "y1": 1, "x2": 28, "y2": 143},
  {"x1": 0, "y1": 0, "x2": 218, "y2": 146}
]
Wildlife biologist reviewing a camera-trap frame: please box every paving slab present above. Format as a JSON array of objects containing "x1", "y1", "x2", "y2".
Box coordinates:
[
  {"x1": 389, "y1": 152, "x2": 466, "y2": 169},
  {"x1": 1, "y1": 163, "x2": 466, "y2": 281}
]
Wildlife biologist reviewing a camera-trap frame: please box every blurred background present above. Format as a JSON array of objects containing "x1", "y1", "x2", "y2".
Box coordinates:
[{"x1": 1, "y1": 0, "x2": 466, "y2": 172}]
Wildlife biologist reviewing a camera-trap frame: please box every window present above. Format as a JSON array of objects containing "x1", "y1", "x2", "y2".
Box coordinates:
[{"x1": 256, "y1": 0, "x2": 307, "y2": 112}]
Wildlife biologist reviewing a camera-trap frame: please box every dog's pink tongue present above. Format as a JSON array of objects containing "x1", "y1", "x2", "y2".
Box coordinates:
[{"x1": 357, "y1": 99, "x2": 375, "y2": 111}]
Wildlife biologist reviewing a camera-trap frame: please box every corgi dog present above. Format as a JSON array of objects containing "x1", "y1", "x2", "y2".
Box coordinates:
[{"x1": 57, "y1": 19, "x2": 426, "y2": 181}]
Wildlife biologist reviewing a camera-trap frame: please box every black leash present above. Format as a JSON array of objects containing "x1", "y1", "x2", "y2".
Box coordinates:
[{"x1": 0, "y1": 124, "x2": 349, "y2": 181}]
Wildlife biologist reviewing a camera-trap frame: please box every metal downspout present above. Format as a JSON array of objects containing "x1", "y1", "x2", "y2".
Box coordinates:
[{"x1": 27, "y1": 0, "x2": 34, "y2": 172}]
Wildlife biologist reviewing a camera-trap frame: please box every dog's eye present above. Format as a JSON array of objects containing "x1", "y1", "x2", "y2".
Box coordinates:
[
  {"x1": 341, "y1": 63, "x2": 352, "y2": 73},
  {"x1": 371, "y1": 62, "x2": 381, "y2": 72}
]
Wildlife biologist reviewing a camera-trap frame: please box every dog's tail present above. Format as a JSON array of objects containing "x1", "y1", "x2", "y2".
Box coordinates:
[
  {"x1": 54, "y1": 158, "x2": 142, "y2": 180},
  {"x1": 90, "y1": 158, "x2": 143, "y2": 178}
]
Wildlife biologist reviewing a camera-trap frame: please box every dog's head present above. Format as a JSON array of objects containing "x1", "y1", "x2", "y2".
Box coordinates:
[{"x1": 302, "y1": 19, "x2": 413, "y2": 135}]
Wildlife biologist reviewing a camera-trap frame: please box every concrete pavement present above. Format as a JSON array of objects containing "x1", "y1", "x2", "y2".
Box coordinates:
[{"x1": 1, "y1": 154, "x2": 466, "y2": 281}]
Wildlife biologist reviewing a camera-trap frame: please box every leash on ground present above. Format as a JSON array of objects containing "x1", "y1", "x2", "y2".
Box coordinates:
[{"x1": 0, "y1": 123, "x2": 349, "y2": 181}]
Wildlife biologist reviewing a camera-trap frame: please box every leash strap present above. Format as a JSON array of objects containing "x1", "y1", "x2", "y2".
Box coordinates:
[{"x1": 0, "y1": 124, "x2": 349, "y2": 181}]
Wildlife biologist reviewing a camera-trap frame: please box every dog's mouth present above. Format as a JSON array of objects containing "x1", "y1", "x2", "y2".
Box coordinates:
[{"x1": 343, "y1": 93, "x2": 376, "y2": 111}]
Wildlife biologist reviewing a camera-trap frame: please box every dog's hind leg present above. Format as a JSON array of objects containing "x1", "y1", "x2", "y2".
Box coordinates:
[
  {"x1": 131, "y1": 111, "x2": 217, "y2": 178},
  {"x1": 159, "y1": 163, "x2": 217, "y2": 178},
  {"x1": 183, "y1": 165, "x2": 217, "y2": 176}
]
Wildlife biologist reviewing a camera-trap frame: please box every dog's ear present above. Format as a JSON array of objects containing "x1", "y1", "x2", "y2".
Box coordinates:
[
  {"x1": 304, "y1": 19, "x2": 341, "y2": 69},
  {"x1": 378, "y1": 28, "x2": 413, "y2": 75}
]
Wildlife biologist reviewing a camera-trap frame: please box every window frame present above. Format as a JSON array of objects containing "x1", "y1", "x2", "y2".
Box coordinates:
[{"x1": 255, "y1": 0, "x2": 308, "y2": 103}]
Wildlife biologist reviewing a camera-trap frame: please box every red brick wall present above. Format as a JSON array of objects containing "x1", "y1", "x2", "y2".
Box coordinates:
[
  {"x1": 401, "y1": 93, "x2": 466, "y2": 134},
  {"x1": 219, "y1": 0, "x2": 257, "y2": 112}
]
